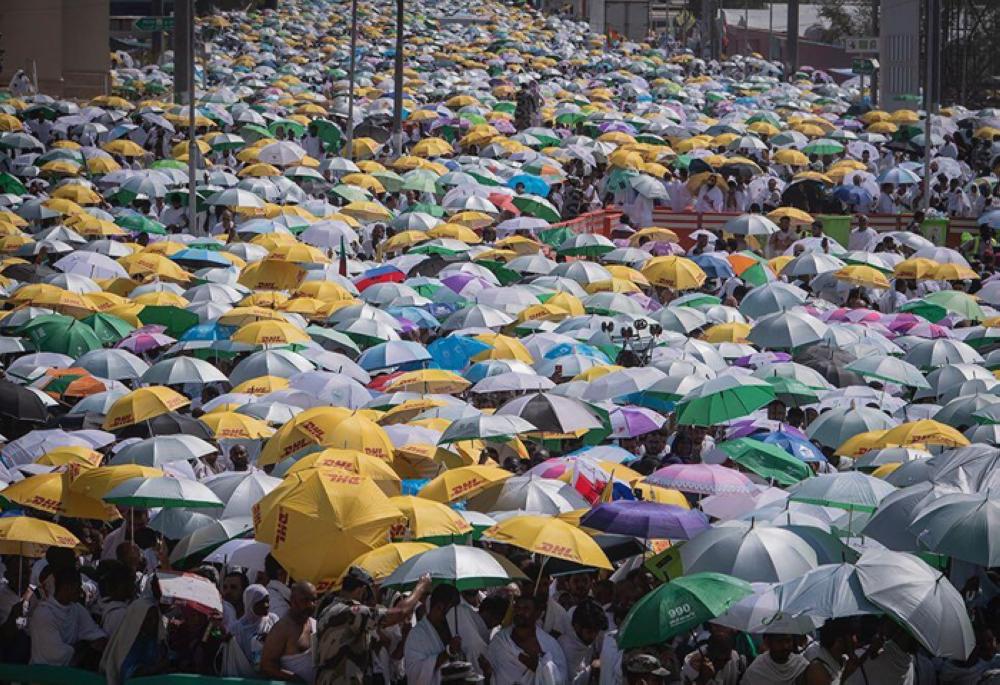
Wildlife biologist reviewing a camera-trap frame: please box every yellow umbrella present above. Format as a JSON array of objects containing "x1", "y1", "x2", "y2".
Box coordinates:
[
  {"x1": 318, "y1": 415, "x2": 395, "y2": 462},
  {"x1": 36, "y1": 446, "x2": 103, "y2": 468},
  {"x1": 103, "y1": 386, "x2": 190, "y2": 430},
  {"x1": 258, "y1": 406, "x2": 354, "y2": 465},
  {"x1": 703, "y1": 322, "x2": 751, "y2": 343},
  {"x1": 471, "y1": 333, "x2": 533, "y2": 363},
  {"x1": 383, "y1": 369, "x2": 471, "y2": 394},
  {"x1": 629, "y1": 227, "x2": 679, "y2": 246},
  {"x1": 876, "y1": 420, "x2": 970, "y2": 449},
  {"x1": 834, "y1": 265, "x2": 891, "y2": 289},
  {"x1": 772, "y1": 149, "x2": 809, "y2": 166},
  {"x1": 388, "y1": 495, "x2": 473, "y2": 540},
  {"x1": 894, "y1": 258, "x2": 940, "y2": 280},
  {"x1": 411, "y1": 137, "x2": 454, "y2": 158},
  {"x1": 450, "y1": 211, "x2": 494, "y2": 229},
  {"x1": 342, "y1": 201, "x2": 391, "y2": 222},
  {"x1": 384, "y1": 230, "x2": 431, "y2": 253},
  {"x1": 835, "y1": 430, "x2": 889, "y2": 457},
  {"x1": 379, "y1": 399, "x2": 447, "y2": 426},
  {"x1": 1, "y1": 473, "x2": 120, "y2": 520},
  {"x1": 295, "y1": 281, "x2": 354, "y2": 301},
  {"x1": 417, "y1": 465, "x2": 513, "y2": 503},
  {"x1": 872, "y1": 463, "x2": 902, "y2": 480},
  {"x1": 231, "y1": 319, "x2": 310, "y2": 346},
  {"x1": 340, "y1": 173, "x2": 386, "y2": 194},
  {"x1": 641, "y1": 256, "x2": 707, "y2": 290},
  {"x1": 483, "y1": 514, "x2": 612, "y2": 569},
  {"x1": 238, "y1": 259, "x2": 306, "y2": 290},
  {"x1": 632, "y1": 482, "x2": 691, "y2": 508},
  {"x1": 339, "y1": 542, "x2": 436, "y2": 585},
  {"x1": 269, "y1": 242, "x2": 330, "y2": 265},
  {"x1": 0, "y1": 517, "x2": 80, "y2": 557},
  {"x1": 121, "y1": 253, "x2": 192, "y2": 282},
  {"x1": 102, "y1": 140, "x2": 146, "y2": 157},
  {"x1": 933, "y1": 263, "x2": 979, "y2": 281},
  {"x1": 767, "y1": 207, "x2": 814, "y2": 224},
  {"x1": 200, "y1": 411, "x2": 275, "y2": 440},
  {"x1": 350, "y1": 137, "x2": 381, "y2": 159},
  {"x1": 239, "y1": 163, "x2": 282, "y2": 177},
  {"x1": 287, "y1": 449, "x2": 402, "y2": 496},
  {"x1": 427, "y1": 224, "x2": 481, "y2": 244},
  {"x1": 252, "y1": 469, "x2": 404, "y2": 585},
  {"x1": 50, "y1": 184, "x2": 102, "y2": 205}
]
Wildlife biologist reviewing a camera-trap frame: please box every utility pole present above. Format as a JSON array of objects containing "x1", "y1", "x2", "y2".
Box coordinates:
[
  {"x1": 345, "y1": 0, "x2": 359, "y2": 159},
  {"x1": 922, "y1": 0, "x2": 938, "y2": 210},
  {"x1": 186, "y1": 0, "x2": 198, "y2": 235},
  {"x1": 174, "y1": 0, "x2": 192, "y2": 104},
  {"x1": 391, "y1": 0, "x2": 404, "y2": 158},
  {"x1": 786, "y1": 0, "x2": 799, "y2": 77},
  {"x1": 870, "y1": 0, "x2": 879, "y2": 105},
  {"x1": 151, "y1": 0, "x2": 164, "y2": 63}
]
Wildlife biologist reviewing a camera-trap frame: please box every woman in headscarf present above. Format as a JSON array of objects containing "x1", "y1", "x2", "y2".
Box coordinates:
[
  {"x1": 235, "y1": 584, "x2": 280, "y2": 671},
  {"x1": 100, "y1": 598, "x2": 168, "y2": 685}
]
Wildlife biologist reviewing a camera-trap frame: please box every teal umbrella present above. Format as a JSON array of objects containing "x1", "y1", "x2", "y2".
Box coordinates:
[
  {"x1": 717, "y1": 438, "x2": 812, "y2": 486},
  {"x1": 81, "y1": 313, "x2": 136, "y2": 345},
  {"x1": 764, "y1": 376, "x2": 820, "y2": 407},
  {"x1": 802, "y1": 138, "x2": 845, "y2": 156},
  {"x1": 512, "y1": 194, "x2": 561, "y2": 222},
  {"x1": 115, "y1": 214, "x2": 167, "y2": 235},
  {"x1": 617, "y1": 573, "x2": 753, "y2": 649},
  {"x1": 19, "y1": 317, "x2": 103, "y2": 357},
  {"x1": 138, "y1": 306, "x2": 200, "y2": 338}
]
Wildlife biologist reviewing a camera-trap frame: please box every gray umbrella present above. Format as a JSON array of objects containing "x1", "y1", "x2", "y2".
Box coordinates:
[
  {"x1": 747, "y1": 311, "x2": 828, "y2": 351},
  {"x1": 806, "y1": 406, "x2": 898, "y2": 450},
  {"x1": 855, "y1": 549, "x2": 975, "y2": 659},
  {"x1": 738, "y1": 282, "x2": 807, "y2": 319},
  {"x1": 861, "y1": 482, "x2": 948, "y2": 551},
  {"x1": 910, "y1": 492, "x2": 1000, "y2": 566},
  {"x1": 929, "y1": 444, "x2": 1000, "y2": 492},
  {"x1": 793, "y1": 344, "x2": 865, "y2": 387},
  {"x1": 679, "y1": 523, "x2": 820, "y2": 583},
  {"x1": 778, "y1": 563, "x2": 882, "y2": 620},
  {"x1": 933, "y1": 393, "x2": 1000, "y2": 429}
]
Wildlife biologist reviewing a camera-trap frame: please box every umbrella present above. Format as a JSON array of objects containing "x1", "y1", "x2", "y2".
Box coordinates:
[
  {"x1": 103, "y1": 476, "x2": 223, "y2": 509},
  {"x1": 169, "y1": 517, "x2": 254, "y2": 567},
  {"x1": 777, "y1": 563, "x2": 882, "y2": 619},
  {"x1": 580, "y1": 501, "x2": 710, "y2": 540},
  {"x1": 716, "y1": 438, "x2": 813, "y2": 486},
  {"x1": 342, "y1": 542, "x2": 437, "y2": 584},
  {"x1": 908, "y1": 492, "x2": 1000, "y2": 566},
  {"x1": 675, "y1": 376, "x2": 776, "y2": 426},
  {"x1": 855, "y1": 549, "x2": 975, "y2": 659},
  {"x1": 382, "y1": 544, "x2": 525, "y2": 590},
  {"x1": 679, "y1": 523, "x2": 822, "y2": 582},
  {"x1": 645, "y1": 464, "x2": 755, "y2": 496},
  {"x1": 466, "y1": 475, "x2": 589, "y2": 515},
  {"x1": 483, "y1": 514, "x2": 612, "y2": 569},
  {"x1": 616, "y1": 573, "x2": 753, "y2": 649},
  {"x1": 110, "y1": 435, "x2": 215, "y2": 467},
  {"x1": 496, "y1": 393, "x2": 603, "y2": 434},
  {"x1": 417, "y1": 465, "x2": 512, "y2": 503}
]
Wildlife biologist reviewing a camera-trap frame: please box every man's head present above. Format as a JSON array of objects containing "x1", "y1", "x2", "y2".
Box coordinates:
[
  {"x1": 567, "y1": 572, "x2": 593, "y2": 601},
  {"x1": 2, "y1": 555, "x2": 31, "y2": 593},
  {"x1": 478, "y1": 595, "x2": 510, "y2": 630},
  {"x1": 101, "y1": 560, "x2": 137, "y2": 602},
  {"x1": 116, "y1": 541, "x2": 143, "y2": 573},
  {"x1": 288, "y1": 581, "x2": 317, "y2": 620},
  {"x1": 53, "y1": 567, "x2": 83, "y2": 606},
  {"x1": 340, "y1": 565, "x2": 375, "y2": 604},
  {"x1": 244, "y1": 584, "x2": 270, "y2": 618},
  {"x1": 818, "y1": 618, "x2": 857, "y2": 655},
  {"x1": 779, "y1": 216, "x2": 791, "y2": 232},
  {"x1": 763, "y1": 633, "x2": 796, "y2": 664},
  {"x1": 229, "y1": 445, "x2": 249, "y2": 470},
  {"x1": 512, "y1": 595, "x2": 543, "y2": 629},
  {"x1": 222, "y1": 571, "x2": 249, "y2": 607},
  {"x1": 428, "y1": 583, "x2": 461, "y2": 621},
  {"x1": 623, "y1": 652, "x2": 671, "y2": 685},
  {"x1": 571, "y1": 600, "x2": 608, "y2": 645}
]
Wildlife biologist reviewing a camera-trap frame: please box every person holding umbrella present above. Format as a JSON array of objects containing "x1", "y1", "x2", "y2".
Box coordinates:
[
  {"x1": 404, "y1": 584, "x2": 464, "y2": 684},
  {"x1": 487, "y1": 595, "x2": 567, "y2": 685}
]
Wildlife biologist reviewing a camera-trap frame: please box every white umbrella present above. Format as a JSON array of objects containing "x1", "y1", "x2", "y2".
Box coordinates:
[
  {"x1": 777, "y1": 563, "x2": 881, "y2": 619},
  {"x1": 855, "y1": 549, "x2": 975, "y2": 659},
  {"x1": 747, "y1": 311, "x2": 828, "y2": 350},
  {"x1": 75, "y1": 348, "x2": 150, "y2": 381},
  {"x1": 169, "y1": 517, "x2": 255, "y2": 565},
  {"x1": 140, "y1": 356, "x2": 229, "y2": 385},
  {"x1": 110, "y1": 435, "x2": 216, "y2": 467},
  {"x1": 714, "y1": 582, "x2": 820, "y2": 634},
  {"x1": 203, "y1": 470, "x2": 283, "y2": 519},
  {"x1": 679, "y1": 523, "x2": 820, "y2": 582},
  {"x1": 382, "y1": 544, "x2": 525, "y2": 590},
  {"x1": 438, "y1": 414, "x2": 536, "y2": 443},
  {"x1": 103, "y1": 476, "x2": 224, "y2": 509},
  {"x1": 466, "y1": 475, "x2": 589, "y2": 515},
  {"x1": 723, "y1": 214, "x2": 779, "y2": 236}
]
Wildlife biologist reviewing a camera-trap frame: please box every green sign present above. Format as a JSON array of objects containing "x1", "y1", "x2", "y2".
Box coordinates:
[
  {"x1": 852, "y1": 58, "x2": 878, "y2": 75},
  {"x1": 133, "y1": 16, "x2": 175, "y2": 32}
]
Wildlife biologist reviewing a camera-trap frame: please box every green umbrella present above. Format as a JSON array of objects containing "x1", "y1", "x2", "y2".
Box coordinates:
[
  {"x1": 20, "y1": 318, "x2": 103, "y2": 357},
  {"x1": 306, "y1": 326, "x2": 362, "y2": 356},
  {"x1": 924, "y1": 289, "x2": 984, "y2": 322},
  {"x1": 675, "y1": 376, "x2": 776, "y2": 427},
  {"x1": 0, "y1": 172, "x2": 27, "y2": 195},
  {"x1": 401, "y1": 175, "x2": 438, "y2": 194},
  {"x1": 802, "y1": 138, "x2": 845, "y2": 156},
  {"x1": 240, "y1": 123, "x2": 273, "y2": 141},
  {"x1": 617, "y1": 573, "x2": 753, "y2": 649},
  {"x1": 312, "y1": 119, "x2": 343, "y2": 147},
  {"x1": 475, "y1": 260, "x2": 521, "y2": 286},
  {"x1": 672, "y1": 293, "x2": 721, "y2": 308},
  {"x1": 330, "y1": 184, "x2": 372, "y2": 203},
  {"x1": 405, "y1": 202, "x2": 445, "y2": 218},
  {"x1": 764, "y1": 376, "x2": 820, "y2": 407},
  {"x1": 538, "y1": 225, "x2": 574, "y2": 248},
  {"x1": 899, "y1": 299, "x2": 947, "y2": 323},
  {"x1": 138, "y1": 306, "x2": 199, "y2": 338},
  {"x1": 115, "y1": 214, "x2": 167, "y2": 235},
  {"x1": 81, "y1": 313, "x2": 136, "y2": 345},
  {"x1": 513, "y1": 194, "x2": 561, "y2": 223},
  {"x1": 151, "y1": 159, "x2": 188, "y2": 171},
  {"x1": 372, "y1": 170, "x2": 404, "y2": 193},
  {"x1": 717, "y1": 438, "x2": 812, "y2": 486},
  {"x1": 268, "y1": 119, "x2": 305, "y2": 137}
]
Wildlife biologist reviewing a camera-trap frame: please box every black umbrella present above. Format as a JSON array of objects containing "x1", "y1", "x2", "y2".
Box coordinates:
[
  {"x1": 780, "y1": 179, "x2": 826, "y2": 213},
  {"x1": 793, "y1": 344, "x2": 865, "y2": 388},
  {"x1": 0, "y1": 379, "x2": 49, "y2": 423},
  {"x1": 2, "y1": 263, "x2": 57, "y2": 283},
  {"x1": 496, "y1": 392, "x2": 604, "y2": 434},
  {"x1": 116, "y1": 412, "x2": 213, "y2": 440}
]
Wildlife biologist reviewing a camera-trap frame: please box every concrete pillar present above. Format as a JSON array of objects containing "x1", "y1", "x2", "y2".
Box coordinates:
[
  {"x1": 786, "y1": 0, "x2": 799, "y2": 75},
  {"x1": 174, "y1": 0, "x2": 192, "y2": 104}
]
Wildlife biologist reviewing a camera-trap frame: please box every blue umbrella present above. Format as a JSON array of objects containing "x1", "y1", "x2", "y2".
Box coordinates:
[
  {"x1": 464, "y1": 360, "x2": 525, "y2": 383},
  {"x1": 386, "y1": 306, "x2": 442, "y2": 330},
  {"x1": 581, "y1": 501, "x2": 710, "y2": 540},
  {"x1": 179, "y1": 322, "x2": 234, "y2": 342},
  {"x1": 427, "y1": 335, "x2": 492, "y2": 371},
  {"x1": 832, "y1": 185, "x2": 873, "y2": 208},
  {"x1": 877, "y1": 167, "x2": 921, "y2": 185},
  {"x1": 506, "y1": 174, "x2": 550, "y2": 197},
  {"x1": 169, "y1": 248, "x2": 233, "y2": 268},
  {"x1": 759, "y1": 431, "x2": 827, "y2": 462},
  {"x1": 358, "y1": 340, "x2": 432, "y2": 371},
  {"x1": 544, "y1": 342, "x2": 611, "y2": 362},
  {"x1": 691, "y1": 254, "x2": 735, "y2": 280},
  {"x1": 569, "y1": 445, "x2": 639, "y2": 464}
]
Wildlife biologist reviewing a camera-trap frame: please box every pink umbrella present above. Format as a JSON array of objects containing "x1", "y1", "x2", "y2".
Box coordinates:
[
  {"x1": 885, "y1": 313, "x2": 925, "y2": 332},
  {"x1": 893, "y1": 321, "x2": 952, "y2": 339},
  {"x1": 116, "y1": 326, "x2": 176, "y2": 354},
  {"x1": 644, "y1": 464, "x2": 755, "y2": 496},
  {"x1": 157, "y1": 572, "x2": 223, "y2": 615},
  {"x1": 609, "y1": 406, "x2": 665, "y2": 439}
]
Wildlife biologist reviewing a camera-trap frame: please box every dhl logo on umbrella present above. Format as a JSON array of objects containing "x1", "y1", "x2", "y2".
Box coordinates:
[
  {"x1": 274, "y1": 508, "x2": 290, "y2": 546},
  {"x1": 300, "y1": 420, "x2": 328, "y2": 440},
  {"x1": 537, "y1": 542, "x2": 581, "y2": 561},
  {"x1": 323, "y1": 471, "x2": 363, "y2": 486},
  {"x1": 450, "y1": 477, "x2": 487, "y2": 499}
]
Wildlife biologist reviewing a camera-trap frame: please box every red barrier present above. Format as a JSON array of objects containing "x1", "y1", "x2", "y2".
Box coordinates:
[{"x1": 549, "y1": 209, "x2": 623, "y2": 238}]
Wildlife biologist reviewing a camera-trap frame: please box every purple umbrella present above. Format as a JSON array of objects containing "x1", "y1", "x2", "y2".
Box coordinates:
[
  {"x1": 115, "y1": 327, "x2": 175, "y2": 354},
  {"x1": 580, "y1": 501, "x2": 710, "y2": 541},
  {"x1": 441, "y1": 273, "x2": 493, "y2": 296},
  {"x1": 733, "y1": 352, "x2": 792, "y2": 368},
  {"x1": 609, "y1": 406, "x2": 665, "y2": 438},
  {"x1": 644, "y1": 464, "x2": 755, "y2": 496}
]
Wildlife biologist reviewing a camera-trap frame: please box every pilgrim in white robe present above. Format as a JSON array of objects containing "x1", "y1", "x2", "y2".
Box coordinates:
[{"x1": 488, "y1": 625, "x2": 568, "y2": 685}]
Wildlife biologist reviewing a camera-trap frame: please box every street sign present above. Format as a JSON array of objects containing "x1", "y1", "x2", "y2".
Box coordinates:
[
  {"x1": 852, "y1": 58, "x2": 879, "y2": 75},
  {"x1": 845, "y1": 36, "x2": 879, "y2": 55},
  {"x1": 133, "y1": 16, "x2": 175, "y2": 32}
]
